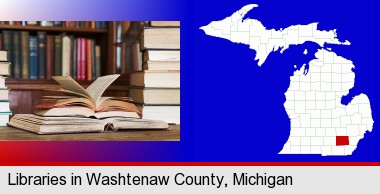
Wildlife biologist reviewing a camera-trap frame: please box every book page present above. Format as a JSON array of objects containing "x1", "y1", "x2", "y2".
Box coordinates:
[
  {"x1": 52, "y1": 76, "x2": 92, "y2": 98},
  {"x1": 86, "y1": 74, "x2": 120, "y2": 108}
]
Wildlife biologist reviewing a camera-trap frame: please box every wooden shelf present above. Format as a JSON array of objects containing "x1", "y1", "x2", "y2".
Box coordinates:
[{"x1": 0, "y1": 25, "x2": 107, "y2": 34}]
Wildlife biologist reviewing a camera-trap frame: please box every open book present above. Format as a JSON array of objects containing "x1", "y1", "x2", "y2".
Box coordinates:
[
  {"x1": 34, "y1": 74, "x2": 141, "y2": 119},
  {"x1": 8, "y1": 114, "x2": 169, "y2": 135}
]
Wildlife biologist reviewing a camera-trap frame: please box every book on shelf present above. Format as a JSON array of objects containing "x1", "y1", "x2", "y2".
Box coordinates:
[
  {"x1": 46, "y1": 35, "x2": 54, "y2": 79},
  {"x1": 137, "y1": 105, "x2": 180, "y2": 124},
  {"x1": 62, "y1": 35, "x2": 71, "y2": 76},
  {"x1": 129, "y1": 87, "x2": 180, "y2": 105},
  {"x1": 8, "y1": 114, "x2": 169, "y2": 135},
  {"x1": 37, "y1": 31, "x2": 46, "y2": 79},
  {"x1": 143, "y1": 50, "x2": 180, "y2": 62},
  {"x1": 130, "y1": 70, "x2": 180, "y2": 88},
  {"x1": 149, "y1": 21, "x2": 180, "y2": 27},
  {"x1": 33, "y1": 74, "x2": 141, "y2": 119},
  {"x1": 21, "y1": 31, "x2": 29, "y2": 79},
  {"x1": 29, "y1": 36, "x2": 38, "y2": 79},
  {"x1": 140, "y1": 27, "x2": 180, "y2": 50},
  {"x1": 12, "y1": 31, "x2": 21, "y2": 78}
]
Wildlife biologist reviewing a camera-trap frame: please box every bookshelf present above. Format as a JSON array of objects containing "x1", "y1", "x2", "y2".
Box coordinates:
[{"x1": 0, "y1": 21, "x2": 133, "y2": 114}]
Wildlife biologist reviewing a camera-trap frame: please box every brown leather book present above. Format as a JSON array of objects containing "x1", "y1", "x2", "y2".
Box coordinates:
[
  {"x1": 46, "y1": 35, "x2": 54, "y2": 79},
  {"x1": 86, "y1": 39, "x2": 92, "y2": 80}
]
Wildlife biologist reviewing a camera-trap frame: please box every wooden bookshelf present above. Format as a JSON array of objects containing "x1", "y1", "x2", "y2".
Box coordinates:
[
  {"x1": 0, "y1": 21, "x2": 133, "y2": 114},
  {"x1": 0, "y1": 25, "x2": 107, "y2": 34}
]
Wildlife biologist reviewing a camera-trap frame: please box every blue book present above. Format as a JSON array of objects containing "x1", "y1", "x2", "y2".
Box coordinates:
[
  {"x1": 29, "y1": 36, "x2": 38, "y2": 79},
  {"x1": 37, "y1": 31, "x2": 46, "y2": 79}
]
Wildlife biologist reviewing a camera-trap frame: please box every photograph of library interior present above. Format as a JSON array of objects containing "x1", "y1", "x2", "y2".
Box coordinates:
[{"x1": 0, "y1": 21, "x2": 180, "y2": 140}]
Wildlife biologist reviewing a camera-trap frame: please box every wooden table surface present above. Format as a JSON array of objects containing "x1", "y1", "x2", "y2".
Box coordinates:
[{"x1": 0, "y1": 125, "x2": 180, "y2": 141}]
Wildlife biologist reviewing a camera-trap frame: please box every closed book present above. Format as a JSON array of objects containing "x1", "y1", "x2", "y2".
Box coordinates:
[
  {"x1": 0, "y1": 112, "x2": 11, "y2": 127},
  {"x1": 29, "y1": 36, "x2": 38, "y2": 79},
  {"x1": 54, "y1": 35, "x2": 62, "y2": 76},
  {"x1": 81, "y1": 38, "x2": 87, "y2": 80},
  {"x1": 46, "y1": 35, "x2": 54, "y2": 79},
  {"x1": 53, "y1": 21, "x2": 63, "y2": 26},
  {"x1": 149, "y1": 21, "x2": 180, "y2": 27},
  {"x1": 0, "y1": 89, "x2": 9, "y2": 100},
  {"x1": 143, "y1": 50, "x2": 180, "y2": 62},
  {"x1": 129, "y1": 87, "x2": 180, "y2": 105},
  {"x1": 37, "y1": 31, "x2": 46, "y2": 79},
  {"x1": 0, "y1": 76, "x2": 6, "y2": 88},
  {"x1": 0, "y1": 100, "x2": 11, "y2": 112},
  {"x1": 76, "y1": 38, "x2": 81, "y2": 80},
  {"x1": 20, "y1": 31, "x2": 30, "y2": 79},
  {"x1": 62, "y1": 35, "x2": 71, "y2": 76},
  {"x1": 143, "y1": 61, "x2": 180, "y2": 71},
  {"x1": 140, "y1": 27, "x2": 180, "y2": 50},
  {"x1": 0, "y1": 62, "x2": 11, "y2": 76},
  {"x1": 91, "y1": 40, "x2": 96, "y2": 80},
  {"x1": 86, "y1": 39, "x2": 92, "y2": 80},
  {"x1": 1, "y1": 31, "x2": 12, "y2": 66},
  {"x1": 130, "y1": 70, "x2": 180, "y2": 88},
  {"x1": 137, "y1": 105, "x2": 180, "y2": 124},
  {"x1": 95, "y1": 45, "x2": 101, "y2": 78},
  {"x1": 0, "y1": 50, "x2": 8, "y2": 62},
  {"x1": 12, "y1": 31, "x2": 21, "y2": 78},
  {"x1": 71, "y1": 38, "x2": 77, "y2": 80}
]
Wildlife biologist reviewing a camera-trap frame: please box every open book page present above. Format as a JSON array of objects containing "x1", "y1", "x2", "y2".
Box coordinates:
[
  {"x1": 52, "y1": 76, "x2": 92, "y2": 99},
  {"x1": 85, "y1": 74, "x2": 120, "y2": 108}
]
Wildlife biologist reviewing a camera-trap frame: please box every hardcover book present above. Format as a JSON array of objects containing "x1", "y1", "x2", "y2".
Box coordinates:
[{"x1": 8, "y1": 114, "x2": 169, "y2": 135}]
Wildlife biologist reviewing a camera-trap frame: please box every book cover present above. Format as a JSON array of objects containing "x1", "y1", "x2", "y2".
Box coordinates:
[
  {"x1": 71, "y1": 38, "x2": 77, "y2": 80},
  {"x1": 46, "y1": 35, "x2": 54, "y2": 79},
  {"x1": 29, "y1": 36, "x2": 38, "y2": 79},
  {"x1": 62, "y1": 35, "x2": 71, "y2": 76},
  {"x1": 20, "y1": 31, "x2": 30, "y2": 79},
  {"x1": 12, "y1": 31, "x2": 21, "y2": 78},
  {"x1": 86, "y1": 38, "x2": 92, "y2": 80},
  {"x1": 54, "y1": 35, "x2": 62, "y2": 76},
  {"x1": 37, "y1": 31, "x2": 46, "y2": 79}
]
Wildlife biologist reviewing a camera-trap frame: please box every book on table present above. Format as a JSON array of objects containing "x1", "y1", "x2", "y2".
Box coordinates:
[
  {"x1": 33, "y1": 74, "x2": 141, "y2": 118},
  {"x1": 8, "y1": 114, "x2": 169, "y2": 135}
]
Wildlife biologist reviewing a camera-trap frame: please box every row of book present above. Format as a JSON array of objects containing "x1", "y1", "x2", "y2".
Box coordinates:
[
  {"x1": 129, "y1": 21, "x2": 180, "y2": 124},
  {"x1": 0, "y1": 21, "x2": 107, "y2": 29},
  {"x1": 0, "y1": 30, "x2": 101, "y2": 80},
  {"x1": 0, "y1": 50, "x2": 11, "y2": 126}
]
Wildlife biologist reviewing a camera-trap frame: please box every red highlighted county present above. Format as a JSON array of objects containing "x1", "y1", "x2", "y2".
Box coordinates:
[{"x1": 336, "y1": 136, "x2": 349, "y2": 146}]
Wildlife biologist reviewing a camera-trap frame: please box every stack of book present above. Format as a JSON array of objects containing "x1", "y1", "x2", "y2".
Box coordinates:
[
  {"x1": 130, "y1": 21, "x2": 180, "y2": 124},
  {"x1": 0, "y1": 50, "x2": 12, "y2": 126},
  {"x1": 8, "y1": 74, "x2": 169, "y2": 134},
  {"x1": 0, "y1": 31, "x2": 101, "y2": 80}
]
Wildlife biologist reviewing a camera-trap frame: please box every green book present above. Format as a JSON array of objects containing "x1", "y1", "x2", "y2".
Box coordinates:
[{"x1": 54, "y1": 35, "x2": 62, "y2": 76}]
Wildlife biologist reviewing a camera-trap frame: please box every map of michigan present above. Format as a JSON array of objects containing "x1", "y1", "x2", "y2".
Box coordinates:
[{"x1": 200, "y1": 4, "x2": 374, "y2": 156}]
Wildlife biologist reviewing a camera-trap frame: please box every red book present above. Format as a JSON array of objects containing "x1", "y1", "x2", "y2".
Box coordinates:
[
  {"x1": 76, "y1": 38, "x2": 82, "y2": 80},
  {"x1": 81, "y1": 38, "x2": 87, "y2": 80}
]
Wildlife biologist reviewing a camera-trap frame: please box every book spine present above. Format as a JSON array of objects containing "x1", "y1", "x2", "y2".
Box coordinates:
[
  {"x1": 46, "y1": 35, "x2": 54, "y2": 79},
  {"x1": 29, "y1": 36, "x2": 38, "y2": 79},
  {"x1": 76, "y1": 38, "x2": 82, "y2": 80},
  {"x1": 54, "y1": 35, "x2": 62, "y2": 76},
  {"x1": 62, "y1": 35, "x2": 71, "y2": 76},
  {"x1": 37, "y1": 31, "x2": 46, "y2": 79},
  {"x1": 81, "y1": 38, "x2": 86, "y2": 80},
  {"x1": 71, "y1": 37, "x2": 77, "y2": 80},
  {"x1": 95, "y1": 45, "x2": 101, "y2": 78},
  {"x1": 12, "y1": 31, "x2": 21, "y2": 78},
  {"x1": 0, "y1": 33, "x2": 2, "y2": 50},
  {"x1": 86, "y1": 39, "x2": 92, "y2": 80},
  {"x1": 91, "y1": 40, "x2": 96, "y2": 80},
  {"x1": 53, "y1": 21, "x2": 63, "y2": 27},
  {"x1": 20, "y1": 31, "x2": 29, "y2": 79},
  {"x1": 1, "y1": 31, "x2": 12, "y2": 68}
]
